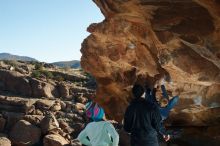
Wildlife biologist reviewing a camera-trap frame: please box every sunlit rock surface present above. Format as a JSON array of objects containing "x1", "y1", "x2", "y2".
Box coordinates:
[{"x1": 81, "y1": 0, "x2": 220, "y2": 124}]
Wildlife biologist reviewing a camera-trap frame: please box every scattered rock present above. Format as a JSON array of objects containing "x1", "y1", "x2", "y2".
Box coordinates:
[
  {"x1": 29, "y1": 78, "x2": 58, "y2": 98},
  {"x1": 70, "y1": 123, "x2": 84, "y2": 139},
  {"x1": 70, "y1": 139, "x2": 82, "y2": 146},
  {"x1": 9, "y1": 120, "x2": 41, "y2": 146},
  {"x1": 74, "y1": 103, "x2": 85, "y2": 111},
  {"x1": 50, "y1": 101, "x2": 62, "y2": 111},
  {"x1": 60, "y1": 101, "x2": 67, "y2": 111},
  {"x1": 75, "y1": 96, "x2": 87, "y2": 104},
  {"x1": 35, "y1": 99, "x2": 55, "y2": 110},
  {"x1": 59, "y1": 121, "x2": 74, "y2": 134},
  {"x1": 40, "y1": 112, "x2": 59, "y2": 135},
  {"x1": 0, "y1": 95, "x2": 36, "y2": 114},
  {"x1": 0, "y1": 70, "x2": 32, "y2": 96},
  {"x1": 0, "y1": 135, "x2": 11, "y2": 146},
  {"x1": 23, "y1": 115, "x2": 44, "y2": 126},
  {"x1": 43, "y1": 134, "x2": 69, "y2": 146},
  {"x1": 58, "y1": 83, "x2": 70, "y2": 98},
  {"x1": 3, "y1": 112, "x2": 24, "y2": 131},
  {"x1": 64, "y1": 101, "x2": 73, "y2": 113}
]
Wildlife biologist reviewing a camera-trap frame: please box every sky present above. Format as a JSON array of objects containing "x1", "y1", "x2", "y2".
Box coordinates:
[{"x1": 0, "y1": 0, "x2": 104, "y2": 63}]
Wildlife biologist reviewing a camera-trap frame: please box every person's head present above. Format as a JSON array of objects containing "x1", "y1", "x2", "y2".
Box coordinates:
[
  {"x1": 155, "y1": 90, "x2": 163, "y2": 101},
  {"x1": 85, "y1": 101, "x2": 105, "y2": 122},
  {"x1": 155, "y1": 90, "x2": 169, "y2": 107},
  {"x1": 132, "y1": 84, "x2": 145, "y2": 98},
  {"x1": 159, "y1": 98, "x2": 169, "y2": 107}
]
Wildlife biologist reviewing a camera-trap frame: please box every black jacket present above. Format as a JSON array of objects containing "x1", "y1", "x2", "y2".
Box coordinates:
[{"x1": 124, "y1": 98, "x2": 166, "y2": 143}]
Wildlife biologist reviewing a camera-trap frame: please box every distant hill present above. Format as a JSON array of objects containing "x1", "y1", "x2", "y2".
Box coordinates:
[
  {"x1": 0, "y1": 53, "x2": 81, "y2": 69},
  {"x1": 0, "y1": 53, "x2": 38, "y2": 62},
  {"x1": 52, "y1": 60, "x2": 81, "y2": 69}
]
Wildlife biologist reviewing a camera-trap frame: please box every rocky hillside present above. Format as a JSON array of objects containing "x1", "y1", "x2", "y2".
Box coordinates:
[
  {"x1": 0, "y1": 60, "x2": 96, "y2": 146},
  {"x1": 52, "y1": 60, "x2": 81, "y2": 69},
  {"x1": 0, "y1": 53, "x2": 38, "y2": 62},
  {"x1": 0, "y1": 53, "x2": 81, "y2": 69}
]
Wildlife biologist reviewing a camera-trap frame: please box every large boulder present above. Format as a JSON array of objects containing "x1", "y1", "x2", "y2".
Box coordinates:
[
  {"x1": 9, "y1": 120, "x2": 41, "y2": 146},
  {"x1": 43, "y1": 134, "x2": 69, "y2": 146},
  {"x1": 70, "y1": 139, "x2": 82, "y2": 146},
  {"x1": 40, "y1": 112, "x2": 59, "y2": 135},
  {"x1": 81, "y1": 0, "x2": 220, "y2": 122},
  {"x1": 3, "y1": 112, "x2": 24, "y2": 132},
  {"x1": 23, "y1": 115, "x2": 44, "y2": 126},
  {"x1": 0, "y1": 70, "x2": 32, "y2": 96},
  {"x1": 57, "y1": 83, "x2": 70, "y2": 98},
  {"x1": 0, "y1": 70, "x2": 60, "y2": 99},
  {"x1": 29, "y1": 78, "x2": 59, "y2": 98},
  {"x1": 35, "y1": 99, "x2": 55, "y2": 111},
  {"x1": 0, "y1": 96, "x2": 36, "y2": 114}
]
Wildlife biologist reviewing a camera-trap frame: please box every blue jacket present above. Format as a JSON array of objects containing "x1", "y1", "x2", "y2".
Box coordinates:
[{"x1": 145, "y1": 85, "x2": 179, "y2": 120}]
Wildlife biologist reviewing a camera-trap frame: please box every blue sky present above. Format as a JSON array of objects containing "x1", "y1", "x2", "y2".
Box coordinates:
[{"x1": 0, "y1": 0, "x2": 104, "y2": 63}]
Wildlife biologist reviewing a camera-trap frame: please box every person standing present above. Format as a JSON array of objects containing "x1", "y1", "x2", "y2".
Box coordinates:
[{"x1": 124, "y1": 84, "x2": 170, "y2": 146}]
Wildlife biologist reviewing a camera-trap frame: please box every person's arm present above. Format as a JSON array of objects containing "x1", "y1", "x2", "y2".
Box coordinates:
[
  {"x1": 161, "y1": 85, "x2": 169, "y2": 100},
  {"x1": 105, "y1": 122, "x2": 119, "y2": 146},
  {"x1": 123, "y1": 106, "x2": 134, "y2": 133},
  {"x1": 77, "y1": 128, "x2": 91, "y2": 146}
]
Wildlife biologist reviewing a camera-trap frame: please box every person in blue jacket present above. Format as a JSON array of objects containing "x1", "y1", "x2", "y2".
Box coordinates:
[{"x1": 145, "y1": 84, "x2": 179, "y2": 120}]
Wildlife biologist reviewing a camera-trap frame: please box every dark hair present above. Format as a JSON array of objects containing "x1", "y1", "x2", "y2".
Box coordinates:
[{"x1": 132, "y1": 84, "x2": 144, "y2": 98}]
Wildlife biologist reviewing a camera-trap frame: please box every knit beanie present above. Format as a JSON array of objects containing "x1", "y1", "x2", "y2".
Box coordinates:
[{"x1": 85, "y1": 101, "x2": 105, "y2": 121}]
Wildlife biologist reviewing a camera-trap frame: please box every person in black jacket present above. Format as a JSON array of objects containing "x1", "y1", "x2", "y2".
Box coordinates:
[{"x1": 123, "y1": 84, "x2": 170, "y2": 146}]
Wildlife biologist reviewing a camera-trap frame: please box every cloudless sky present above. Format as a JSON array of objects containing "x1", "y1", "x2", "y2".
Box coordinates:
[{"x1": 0, "y1": 0, "x2": 104, "y2": 63}]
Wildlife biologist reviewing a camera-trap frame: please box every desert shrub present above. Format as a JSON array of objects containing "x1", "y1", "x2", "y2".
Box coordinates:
[
  {"x1": 3, "y1": 60, "x2": 18, "y2": 67},
  {"x1": 31, "y1": 70, "x2": 41, "y2": 79},
  {"x1": 31, "y1": 70, "x2": 54, "y2": 79},
  {"x1": 42, "y1": 70, "x2": 54, "y2": 79},
  {"x1": 54, "y1": 75, "x2": 64, "y2": 82},
  {"x1": 34, "y1": 63, "x2": 43, "y2": 70},
  {"x1": 63, "y1": 66, "x2": 71, "y2": 72}
]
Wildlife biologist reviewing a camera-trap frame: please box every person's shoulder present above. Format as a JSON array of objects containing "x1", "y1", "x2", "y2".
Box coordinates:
[
  {"x1": 103, "y1": 121, "x2": 115, "y2": 128},
  {"x1": 86, "y1": 121, "x2": 94, "y2": 127},
  {"x1": 148, "y1": 103, "x2": 160, "y2": 112}
]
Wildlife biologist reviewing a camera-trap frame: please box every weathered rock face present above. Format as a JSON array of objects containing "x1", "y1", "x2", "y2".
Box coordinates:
[
  {"x1": 0, "y1": 62, "x2": 95, "y2": 99},
  {"x1": 81, "y1": 0, "x2": 220, "y2": 121},
  {"x1": 0, "y1": 61, "x2": 96, "y2": 145},
  {"x1": 0, "y1": 70, "x2": 32, "y2": 96}
]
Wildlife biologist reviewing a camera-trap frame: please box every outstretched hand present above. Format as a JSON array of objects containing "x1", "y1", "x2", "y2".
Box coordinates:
[{"x1": 163, "y1": 134, "x2": 170, "y2": 142}]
